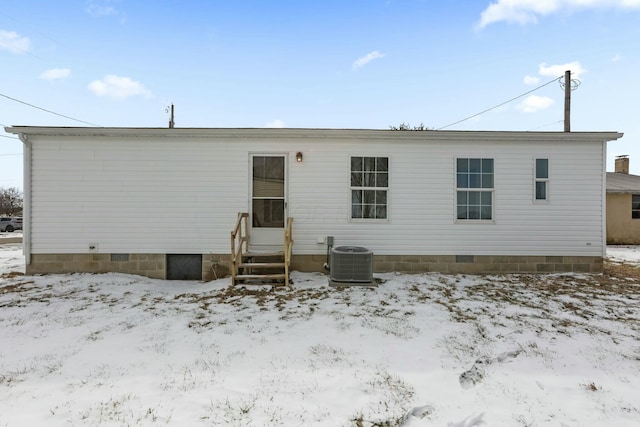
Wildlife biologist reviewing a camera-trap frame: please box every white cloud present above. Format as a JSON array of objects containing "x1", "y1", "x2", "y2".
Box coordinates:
[
  {"x1": 517, "y1": 95, "x2": 554, "y2": 112},
  {"x1": 539, "y1": 61, "x2": 586, "y2": 79},
  {"x1": 40, "y1": 68, "x2": 71, "y2": 80},
  {"x1": 86, "y1": 0, "x2": 117, "y2": 16},
  {"x1": 265, "y1": 119, "x2": 285, "y2": 128},
  {"x1": 352, "y1": 51, "x2": 385, "y2": 70},
  {"x1": 612, "y1": 53, "x2": 623, "y2": 62},
  {"x1": 86, "y1": 0, "x2": 126, "y2": 23},
  {"x1": 478, "y1": 0, "x2": 640, "y2": 29},
  {"x1": 88, "y1": 75, "x2": 151, "y2": 99},
  {"x1": 0, "y1": 30, "x2": 30, "y2": 54},
  {"x1": 521, "y1": 62, "x2": 584, "y2": 91}
]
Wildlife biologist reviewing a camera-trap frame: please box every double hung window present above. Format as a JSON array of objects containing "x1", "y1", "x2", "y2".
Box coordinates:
[
  {"x1": 456, "y1": 158, "x2": 494, "y2": 221},
  {"x1": 535, "y1": 158, "x2": 549, "y2": 201},
  {"x1": 351, "y1": 156, "x2": 388, "y2": 220}
]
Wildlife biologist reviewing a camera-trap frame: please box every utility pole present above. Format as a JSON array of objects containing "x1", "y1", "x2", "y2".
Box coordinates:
[
  {"x1": 564, "y1": 70, "x2": 571, "y2": 132},
  {"x1": 169, "y1": 104, "x2": 175, "y2": 128}
]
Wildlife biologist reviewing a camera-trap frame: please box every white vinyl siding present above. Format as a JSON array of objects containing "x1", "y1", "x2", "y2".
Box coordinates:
[{"x1": 25, "y1": 130, "x2": 611, "y2": 257}]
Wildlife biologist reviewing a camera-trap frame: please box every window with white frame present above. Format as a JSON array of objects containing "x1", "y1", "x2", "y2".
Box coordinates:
[
  {"x1": 456, "y1": 158, "x2": 494, "y2": 220},
  {"x1": 351, "y1": 156, "x2": 388, "y2": 219},
  {"x1": 535, "y1": 158, "x2": 549, "y2": 201}
]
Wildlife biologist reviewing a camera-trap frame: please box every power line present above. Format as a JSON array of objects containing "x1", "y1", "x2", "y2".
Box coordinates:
[
  {"x1": 0, "y1": 10, "x2": 59, "y2": 45},
  {"x1": 528, "y1": 120, "x2": 564, "y2": 131},
  {"x1": 0, "y1": 152, "x2": 22, "y2": 155},
  {"x1": 0, "y1": 93, "x2": 101, "y2": 127},
  {"x1": 0, "y1": 10, "x2": 54, "y2": 60},
  {"x1": 437, "y1": 76, "x2": 563, "y2": 130}
]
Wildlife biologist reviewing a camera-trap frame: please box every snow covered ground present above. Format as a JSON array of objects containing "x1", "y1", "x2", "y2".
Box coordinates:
[{"x1": 1, "y1": 244, "x2": 638, "y2": 426}]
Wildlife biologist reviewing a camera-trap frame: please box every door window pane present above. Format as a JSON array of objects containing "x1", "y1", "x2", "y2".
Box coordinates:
[
  {"x1": 252, "y1": 199, "x2": 284, "y2": 228},
  {"x1": 253, "y1": 157, "x2": 284, "y2": 197}
]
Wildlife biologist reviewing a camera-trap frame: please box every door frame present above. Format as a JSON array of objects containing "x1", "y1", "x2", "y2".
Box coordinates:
[{"x1": 248, "y1": 152, "x2": 288, "y2": 248}]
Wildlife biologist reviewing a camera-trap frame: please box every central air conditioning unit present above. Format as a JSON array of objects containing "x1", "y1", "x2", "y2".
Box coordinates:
[{"x1": 329, "y1": 246, "x2": 374, "y2": 286}]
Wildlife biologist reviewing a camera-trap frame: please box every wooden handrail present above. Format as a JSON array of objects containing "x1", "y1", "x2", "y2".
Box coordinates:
[
  {"x1": 231, "y1": 212, "x2": 249, "y2": 285},
  {"x1": 284, "y1": 217, "x2": 294, "y2": 287},
  {"x1": 231, "y1": 212, "x2": 249, "y2": 240}
]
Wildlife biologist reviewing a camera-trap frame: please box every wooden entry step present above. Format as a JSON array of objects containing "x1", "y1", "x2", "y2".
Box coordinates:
[
  {"x1": 238, "y1": 262, "x2": 286, "y2": 269},
  {"x1": 236, "y1": 254, "x2": 287, "y2": 286},
  {"x1": 230, "y1": 213, "x2": 294, "y2": 287},
  {"x1": 235, "y1": 273, "x2": 287, "y2": 281}
]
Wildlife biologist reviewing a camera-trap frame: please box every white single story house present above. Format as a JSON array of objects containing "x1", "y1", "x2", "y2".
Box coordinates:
[{"x1": 5, "y1": 126, "x2": 622, "y2": 280}]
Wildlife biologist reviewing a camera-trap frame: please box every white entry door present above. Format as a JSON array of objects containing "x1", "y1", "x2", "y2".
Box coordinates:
[{"x1": 250, "y1": 154, "x2": 287, "y2": 248}]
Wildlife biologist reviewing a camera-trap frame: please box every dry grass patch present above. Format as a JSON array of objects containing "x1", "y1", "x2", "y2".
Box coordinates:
[
  {"x1": 1, "y1": 271, "x2": 24, "y2": 279},
  {"x1": 604, "y1": 261, "x2": 640, "y2": 282},
  {"x1": 0, "y1": 280, "x2": 34, "y2": 294}
]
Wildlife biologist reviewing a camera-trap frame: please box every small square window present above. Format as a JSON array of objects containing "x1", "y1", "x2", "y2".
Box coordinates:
[
  {"x1": 536, "y1": 159, "x2": 549, "y2": 179},
  {"x1": 536, "y1": 182, "x2": 547, "y2": 200}
]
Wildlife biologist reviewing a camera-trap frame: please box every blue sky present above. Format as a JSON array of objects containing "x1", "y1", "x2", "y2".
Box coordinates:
[{"x1": 2, "y1": 0, "x2": 640, "y2": 189}]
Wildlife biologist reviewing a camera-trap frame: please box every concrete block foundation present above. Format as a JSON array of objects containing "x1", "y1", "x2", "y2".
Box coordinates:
[{"x1": 26, "y1": 252, "x2": 603, "y2": 281}]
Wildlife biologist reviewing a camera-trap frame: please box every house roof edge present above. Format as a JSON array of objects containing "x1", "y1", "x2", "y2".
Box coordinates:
[{"x1": 4, "y1": 126, "x2": 624, "y2": 143}]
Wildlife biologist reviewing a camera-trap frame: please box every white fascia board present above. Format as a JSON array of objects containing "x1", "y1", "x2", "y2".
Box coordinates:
[{"x1": 3, "y1": 126, "x2": 623, "y2": 144}]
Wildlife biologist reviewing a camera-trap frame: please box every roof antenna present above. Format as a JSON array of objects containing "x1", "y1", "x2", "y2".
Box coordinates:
[{"x1": 166, "y1": 103, "x2": 175, "y2": 128}]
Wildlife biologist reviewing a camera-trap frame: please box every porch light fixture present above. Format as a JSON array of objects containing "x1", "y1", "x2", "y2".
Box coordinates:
[{"x1": 296, "y1": 152, "x2": 303, "y2": 162}]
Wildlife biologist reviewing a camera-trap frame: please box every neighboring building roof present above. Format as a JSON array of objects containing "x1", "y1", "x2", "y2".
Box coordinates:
[{"x1": 606, "y1": 172, "x2": 640, "y2": 193}]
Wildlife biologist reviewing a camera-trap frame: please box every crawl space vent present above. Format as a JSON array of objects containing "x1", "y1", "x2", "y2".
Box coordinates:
[{"x1": 166, "y1": 254, "x2": 202, "y2": 280}]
